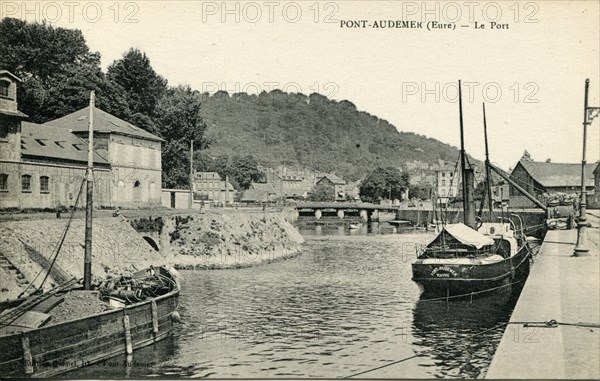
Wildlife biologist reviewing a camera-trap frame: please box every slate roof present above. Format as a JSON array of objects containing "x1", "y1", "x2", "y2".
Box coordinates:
[
  {"x1": 44, "y1": 106, "x2": 163, "y2": 142},
  {"x1": 240, "y1": 189, "x2": 273, "y2": 202},
  {"x1": 20, "y1": 122, "x2": 109, "y2": 166},
  {"x1": 317, "y1": 174, "x2": 345, "y2": 185},
  {"x1": 249, "y1": 182, "x2": 276, "y2": 193},
  {"x1": 516, "y1": 160, "x2": 595, "y2": 188}
]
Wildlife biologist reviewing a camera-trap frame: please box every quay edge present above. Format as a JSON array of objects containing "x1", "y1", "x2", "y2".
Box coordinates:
[{"x1": 485, "y1": 214, "x2": 600, "y2": 379}]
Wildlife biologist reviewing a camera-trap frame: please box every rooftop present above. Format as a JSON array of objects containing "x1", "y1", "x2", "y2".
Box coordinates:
[
  {"x1": 20, "y1": 122, "x2": 109, "y2": 166},
  {"x1": 250, "y1": 182, "x2": 276, "y2": 193},
  {"x1": 44, "y1": 106, "x2": 163, "y2": 142},
  {"x1": 317, "y1": 174, "x2": 345, "y2": 185},
  {"x1": 516, "y1": 159, "x2": 596, "y2": 188}
]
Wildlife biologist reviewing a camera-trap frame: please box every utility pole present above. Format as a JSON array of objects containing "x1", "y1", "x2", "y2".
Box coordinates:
[
  {"x1": 574, "y1": 79, "x2": 600, "y2": 256},
  {"x1": 83, "y1": 91, "x2": 95, "y2": 290},
  {"x1": 189, "y1": 140, "x2": 194, "y2": 210}
]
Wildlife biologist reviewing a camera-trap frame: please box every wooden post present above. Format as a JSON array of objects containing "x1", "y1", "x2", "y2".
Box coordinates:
[
  {"x1": 123, "y1": 315, "x2": 132, "y2": 355},
  {"x1": 151, "y1": 300, "x2": 159, "y2": 341},
  {"x1": 84, "y1": 91, "x2": 95, "y2": 290},
  {"x1": 21, "y1": 335, "x2": 33, "y2": 374}
]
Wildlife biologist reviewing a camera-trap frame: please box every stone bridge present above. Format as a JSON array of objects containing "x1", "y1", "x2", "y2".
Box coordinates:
[{"x1": 295, "y1": 202, "x2": 399, "y2": 222}]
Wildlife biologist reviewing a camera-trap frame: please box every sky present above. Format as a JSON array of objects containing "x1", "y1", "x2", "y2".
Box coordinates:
[{"x1": 3, "y1": 0, "x2": 600, "y2": 170}]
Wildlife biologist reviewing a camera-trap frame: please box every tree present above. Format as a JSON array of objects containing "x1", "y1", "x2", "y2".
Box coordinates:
[
  {"x1": 0, "y1": 18, "x2": 129, "y2": 123},
  {"x1": 228, "y1": 155, "x2": 265, "y2": 190},
  {"x1": 360, "y1": 167, "x2": 409, "y2": 202},
  {"x1": 155, "y1": 85, "x2": 209, "y2": 188},
  {"x1": 107, "y1": 48, "x2": 167, "y2": 120},
  {"x1": 0, "y1": 18, "x2": 94, "y2": 80},
  {"x1": 309, "y1": 183, "x2": 335, "y2": 201},
  {"x1": 155, "y1": 85, "x2": 207, "y2": 142},
  {"x1": 162, "y1": 140, "x2": 190, "y2": 189},
  {"x1": 411, "y1": 183, "x2": 433, "y2": 200}
]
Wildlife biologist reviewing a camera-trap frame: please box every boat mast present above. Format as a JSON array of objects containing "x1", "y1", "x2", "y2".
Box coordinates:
[
  {"x1": 458, "y1": 81, "x2": 469, "y2": 226},
  {"x1": 84, "y1": 91, "x2": 95, "y2": 290},
  {"x1": 483, "y1": 103, "x2": 494, "y2": 220}
]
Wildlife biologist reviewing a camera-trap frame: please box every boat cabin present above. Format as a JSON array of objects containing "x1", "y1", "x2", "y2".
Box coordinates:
[{"x1": 478, "y1": 222, "x2": 519, "y2": 258}]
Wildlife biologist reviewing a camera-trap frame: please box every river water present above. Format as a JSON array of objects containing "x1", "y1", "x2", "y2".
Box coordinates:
[{"x1": 66, "y1": 224, "x2": 523, "y2": 379}]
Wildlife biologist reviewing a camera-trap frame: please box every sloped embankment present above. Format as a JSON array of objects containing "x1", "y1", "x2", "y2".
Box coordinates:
[
  {"x1": 0, "y1": 217, "x2": 165, "y2": 300},
  {"x1": 161, "y1": 213, "x2": 304, "y2": 269}
]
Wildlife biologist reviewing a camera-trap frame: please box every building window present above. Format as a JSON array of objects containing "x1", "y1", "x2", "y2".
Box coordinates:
[
  {"x1": 0, "y1": 174, "x2": 8, "y2": 191},
  {"x1": 0, "y1": 81, "x2": 9, "y2": 98},
  {"x1": 134, "y1": 180, "x2": 141, "y2": 188},
  {"x1": 40, "y1": 176, "x2": 49, "y2": 193},
  {"x1": 442, "y1": 172, "x2": 446, "y2": 177},
  {"x1": 0, "y1": 125, "x2": 8, "y2": 140},
  {"x1": 21, "y1": 175, "x2": 32, "y2": 192}
]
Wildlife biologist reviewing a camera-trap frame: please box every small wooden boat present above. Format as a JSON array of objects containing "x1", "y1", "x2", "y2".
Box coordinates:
[{"x1": 0, "y1": 92, "x2": 181, "y2": 377}]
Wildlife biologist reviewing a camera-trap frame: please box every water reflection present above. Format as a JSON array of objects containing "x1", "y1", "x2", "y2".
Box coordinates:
[
  {"x1": 62, "y1": 227, "x2": 524, "y2": 379},
  {"x1": 411, "y1": 289, "x2": 520, "y2": 378}
]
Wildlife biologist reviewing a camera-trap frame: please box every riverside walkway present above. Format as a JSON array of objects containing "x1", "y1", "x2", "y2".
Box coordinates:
[{"x1": 486, "y1": 214, "x2": 600, "y2": 379}]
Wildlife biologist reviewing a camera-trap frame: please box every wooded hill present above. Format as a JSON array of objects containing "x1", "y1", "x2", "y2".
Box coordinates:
[{"x1": 200, "y1": 90, "x2": 464, "y2": 182}]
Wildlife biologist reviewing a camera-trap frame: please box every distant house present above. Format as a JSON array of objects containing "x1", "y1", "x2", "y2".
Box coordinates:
[
  {"x1": 509, "y1": 159, "x2": 596, "y2": 208},
  {"x1": 492, "y1": 183, "x2": 510, "y2": 206},
  {"x1": 344, "y1": 181, "x2": 361, "y2": 201},
  {"x1": 315, "y1": 174, "x2": 346, "y2": 201},
  {"x1": 241, "y1": 182, "x2": 278, "y2": 203},
  {"x1": 262, "y1": 167, "x2": 313, "y2": 199},
  {"x1": 436, "y1": 162, "x2": 460, "y2": 206},
  {"x1": 192, "y1": 172, "x2": 235, "y2": 204}
]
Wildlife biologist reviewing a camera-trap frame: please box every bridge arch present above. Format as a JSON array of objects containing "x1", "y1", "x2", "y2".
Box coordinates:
[{"x1": 142, "y1": 236, "x2": 160, "y2": 251}]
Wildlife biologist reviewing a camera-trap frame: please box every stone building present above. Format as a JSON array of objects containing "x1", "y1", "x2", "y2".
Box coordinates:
[
  {"x1": 436, "y1": 162, "x2": 460, "y2": 206},
  {"x1": 0, "y1": 70, "x2": 163, "y2": 210},
  {"x1": 192, "y1": 172, "x2": 236, "y2": 204},
  {"x1": 315, "y1": 174, "x2": 346, "y2": 201},
  {"x1": 45, "y1": 107, "x2": 163, "y2": 207},
  {"x1": 509, "y1": 159, "x2": 596, "y2": 208}
]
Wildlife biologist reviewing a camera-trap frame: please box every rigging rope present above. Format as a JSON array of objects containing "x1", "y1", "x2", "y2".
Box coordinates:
[
  {"x1": 18, "y1": 177, "x2": 86, "y2": 297},
  {"x1": 418, "y1": 278, "x2": 526, "y2": 303}
]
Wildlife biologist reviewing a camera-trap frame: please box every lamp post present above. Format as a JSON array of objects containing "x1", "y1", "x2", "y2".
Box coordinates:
[{"x1": 574, "y1": 79, "x2": 600, "y2": 256}]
